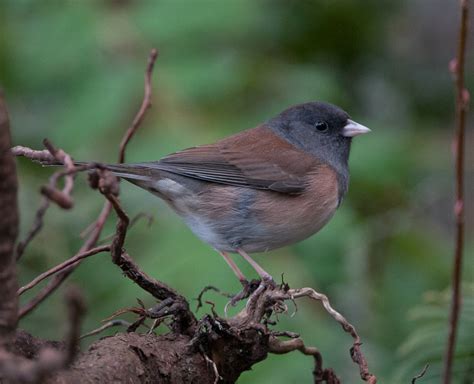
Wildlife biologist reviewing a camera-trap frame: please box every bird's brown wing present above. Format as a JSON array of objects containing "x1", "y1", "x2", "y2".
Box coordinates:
[{"x1": 146, "y1": 125, "x2": 320, "y2": 194}]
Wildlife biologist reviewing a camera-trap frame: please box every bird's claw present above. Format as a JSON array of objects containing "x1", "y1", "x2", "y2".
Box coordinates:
[
  {"x1": 224, "y1": 276, "x2": 278, "y2": 316},
  {"x1": 228, "y1": 279, "x2": 261, "y2": 307}
]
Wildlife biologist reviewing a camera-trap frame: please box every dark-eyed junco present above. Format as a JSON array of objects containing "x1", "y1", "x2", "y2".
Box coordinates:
[{"x1": 81, "y1": 102, "x2": 370, "y2": 284}]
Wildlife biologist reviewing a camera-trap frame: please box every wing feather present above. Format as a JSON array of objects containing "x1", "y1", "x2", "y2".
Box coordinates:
[{"x1": 111, "y1": 125, "x2": 321, "y2": 195}]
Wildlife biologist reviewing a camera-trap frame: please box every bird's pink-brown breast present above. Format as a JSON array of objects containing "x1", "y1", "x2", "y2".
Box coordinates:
[{"x1": 249, "y1": 164, "x2": 340, "y2": 250}]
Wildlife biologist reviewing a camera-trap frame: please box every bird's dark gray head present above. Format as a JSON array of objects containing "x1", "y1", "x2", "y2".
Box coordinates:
[{"x1": 267, "y1": 101, "x2": 370, "y2": 199}]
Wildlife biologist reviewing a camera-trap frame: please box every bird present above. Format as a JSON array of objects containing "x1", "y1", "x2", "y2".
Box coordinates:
[{"x1": 80, "y1": 101, "x2": 370, "y2": 286}]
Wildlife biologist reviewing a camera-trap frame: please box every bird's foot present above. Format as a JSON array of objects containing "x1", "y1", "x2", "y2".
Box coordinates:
[
  {"x1": 260, "y1": 273, "x2": 277, "y2": 289},
  {"x1": 243, "y1": 274, "x2": 277, "y2": 300},
  {"x1": 226, "y1": 279, "x2": 261, "y2": 308},
  {"x1": 246, "y1": 275, "x2": 277, "y2": 303},
  {"x1": 224, "y1": 276, "x2": 278, "y2": 315}
]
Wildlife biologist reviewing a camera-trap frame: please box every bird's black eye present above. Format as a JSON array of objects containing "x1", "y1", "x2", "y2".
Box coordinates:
[{"x1": 315, "y1": 121, "x2": 329, "y2": 132}]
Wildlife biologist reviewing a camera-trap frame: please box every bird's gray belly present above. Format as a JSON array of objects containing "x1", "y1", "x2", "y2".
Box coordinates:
[{"x1": 182, "y1": 188, "x2": 271, "y2": 253}]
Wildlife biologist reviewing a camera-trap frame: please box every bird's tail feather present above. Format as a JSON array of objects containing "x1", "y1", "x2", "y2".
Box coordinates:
[{"x1": 97, "y1": 163, "x2": 153, "y2": 182}]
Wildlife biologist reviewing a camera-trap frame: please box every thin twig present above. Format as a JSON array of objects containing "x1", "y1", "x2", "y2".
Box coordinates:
[
  {"x1": 118, "y1": 48, "x2": 158, "y2": 163},
  {"x1": 443, "y1": 1, "x2": 469, "y2": 383},
  {"x1": 80, "y1": 319, "x2": 131, "y2": 340},
  {"x1": 412, "y1": 363, "x2": 429, "y2": 384},
  {"x1": 43, "y1": 138, "x2": 75, "y2": 203},
  {"x1": 195, "y1": 285, "x2": 234, "y2": 312},
  {"x1": 18, "y1": 245, "x2": 110, "y2": 295},
  {"x1": 15, "y1": 197, "x2": 49, "y2": 261},
  {"x1": 18, "y1": 195, "x2": 112, "y2": 319},
  {"x1": 93, "y1": 211, "x2": 154, "y2": 243}
]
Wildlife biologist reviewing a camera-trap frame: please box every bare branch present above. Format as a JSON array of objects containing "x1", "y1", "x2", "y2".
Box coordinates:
[
  {"x1": 443, "y1": 1, "x2": 470, "y2": 383},
  {"x1": 18, "y1": 202, "x2": 112, "y2": 319},
  {"x1": 93, "y1": 211, "x2": 154, "y2": 244},
  {"x1": 80, "y1": 319, "x2": 132, "y2": 340},
  {"x1": 18, "y1": 245, "x2": 111, "y2": 296},
  {"x1": 15, "y1": 197, "x2": 50, "y2": 261},
  {"x1": 11, "y1": 145, "x2": 54, "y2": 162}
]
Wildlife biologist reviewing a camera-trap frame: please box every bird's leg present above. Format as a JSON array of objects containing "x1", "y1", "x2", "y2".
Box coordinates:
[
  {"x1": 217, "y1": 251, "x2": 261, "y2": 310},
  {"x1": 219, "y1": 251, "x2": 247, "y2": 285},
  {"x1": 236, "y1": 248, "x2": 275, "y2": 285},
  {"x1": 217, "y1": 250, "x2": 275, "y2": 311}
]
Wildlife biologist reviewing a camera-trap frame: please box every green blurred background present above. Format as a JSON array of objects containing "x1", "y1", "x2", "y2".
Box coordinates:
[{"x1": 1, "y1": 0, "x2": 473, "y2": 382}]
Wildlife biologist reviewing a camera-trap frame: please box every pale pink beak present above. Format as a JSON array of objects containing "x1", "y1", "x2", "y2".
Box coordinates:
[{"x1": 342, "y1": 119, "x2": 371, "y2": 137}]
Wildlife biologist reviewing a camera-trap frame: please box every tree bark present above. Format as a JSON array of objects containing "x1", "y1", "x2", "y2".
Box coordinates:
[
  {"x1": 9, "y1": 320, "x2": 269, "y2": 384},
  {"x1": 0, "y1": 93, "x2": 19, "y2": 347}
]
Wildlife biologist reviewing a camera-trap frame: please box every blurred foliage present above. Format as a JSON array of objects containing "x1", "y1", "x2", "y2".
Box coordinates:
[
  {"x1": 0, "y1": 0, "x2": 473, "y2": 383},
  {"x1": 394, "y1": 285, "x2": 474, "y2": 383}
]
